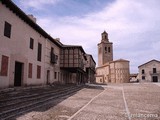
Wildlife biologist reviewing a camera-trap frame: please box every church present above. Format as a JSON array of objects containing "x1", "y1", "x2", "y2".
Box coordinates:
[{"x1": 95, "y1": 31, "x2": 130, "y2": 83}]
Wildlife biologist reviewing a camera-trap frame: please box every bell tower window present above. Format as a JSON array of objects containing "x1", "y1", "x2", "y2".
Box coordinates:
[
  {"x1": 105, "y1": 47, "x2": 107, "y2": 51},
  {"x1": 108, "y1": 47, "x2": 110, "y2": 52}
]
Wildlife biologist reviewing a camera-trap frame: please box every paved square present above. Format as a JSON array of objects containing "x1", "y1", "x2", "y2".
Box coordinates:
[{"x1": 17, "y1": 83, "x2": 160, "y2": 120}]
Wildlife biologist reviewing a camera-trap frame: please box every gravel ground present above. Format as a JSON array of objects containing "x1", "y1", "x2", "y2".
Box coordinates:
[
  {"x1": 16, "y1": 87, "x2": 103, "y2": 120},
  {"x1": 15, "y1": 83, "x2": 160, "y2": 120}
]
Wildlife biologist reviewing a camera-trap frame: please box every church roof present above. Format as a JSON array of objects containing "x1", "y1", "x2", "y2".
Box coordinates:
[{"x1": 111, "y1": 59, "x2": 130, "y2": 63}]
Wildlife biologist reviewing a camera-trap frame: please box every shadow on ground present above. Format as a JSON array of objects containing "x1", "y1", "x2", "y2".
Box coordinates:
[{"x1": 0, "y1": 83, "x2": 104, "y2": 120}]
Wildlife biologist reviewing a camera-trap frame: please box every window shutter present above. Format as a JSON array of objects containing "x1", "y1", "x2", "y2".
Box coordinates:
[
  {"x1": 37, "y1": 65, "x2": 41, "y2": 79},
  {"x1": 28, "y1": 63, "x2": 32, "y2": 78},
  {"x1": 1, "y1": 55, "x2": 9, "y2": 76}
]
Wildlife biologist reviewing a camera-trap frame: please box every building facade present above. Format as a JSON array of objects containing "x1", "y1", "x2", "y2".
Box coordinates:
[
  {"x1": 96, "y1": 31, "x2": 130, "y2": 84},
  {"x1": 138, "y1": 59, "x2": 160, "y2": 82},
  {"x1": 0, "y1": 0, "x2": 96, "y2": 89},
  {"x1": 0, "y1": 1, "x2": 48, "y2": 88},
  {"x1": 60, "y1": 45, "x2": 87, "y2": 84},
  {"x1": 45, "y1": 39, "x2": 61, "y2": 85},
  {"x1": 85, "y1": 54, "x2": 96, "y2": 83}
]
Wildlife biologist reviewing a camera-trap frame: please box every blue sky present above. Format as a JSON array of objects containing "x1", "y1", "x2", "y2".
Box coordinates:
[
  {"x1": 13, "y1": 0, "x2": 114, "y2": 17},
  {"x1": 12, "y1": 0, "x2": 160, "y2": 73}
]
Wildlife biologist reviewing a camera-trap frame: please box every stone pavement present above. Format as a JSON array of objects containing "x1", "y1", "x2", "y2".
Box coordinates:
[{"x1": 16, "y1": 83, "x2": 160, "y2": 120}]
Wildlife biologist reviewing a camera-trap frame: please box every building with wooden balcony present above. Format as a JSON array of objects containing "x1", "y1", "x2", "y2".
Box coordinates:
[
  {"x1": 60, "y1": 45, "x2": 87, "y2": 84},
  {"x1": 138, "y1": 59, "x2": 160, "y2": 82},
  {"x1": 0, "y1": 0, "x2": 96, "y2": 89},
  {"x1": 45, "y1": 38, "x2": 61, "y2": 85},
  {"x1": 85, "y1": 54, "x2": 96, "y2": 83}
]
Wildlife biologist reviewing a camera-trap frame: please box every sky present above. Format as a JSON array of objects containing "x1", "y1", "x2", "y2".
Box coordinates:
[{"x1": 12, "y1": 0, "x2": 160, "y2": 73}]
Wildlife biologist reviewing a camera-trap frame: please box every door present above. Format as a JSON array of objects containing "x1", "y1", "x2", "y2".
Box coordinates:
[
  {"x1": 14, "y1": 62, "x2": 23, "y2": 86},
  {"x1": 152, "y1": 76, "x2": 158, "y2": 82}
]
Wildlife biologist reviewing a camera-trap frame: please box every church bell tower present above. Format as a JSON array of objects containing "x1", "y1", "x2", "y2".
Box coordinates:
[{"x1": 98, "y1": 31, "x2": 113, "y2": 66}]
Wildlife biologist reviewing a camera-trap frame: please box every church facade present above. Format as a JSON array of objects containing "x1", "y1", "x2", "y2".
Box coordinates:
[{"x1": 95, "y1": 31, "x2": 130, "y2": 83}]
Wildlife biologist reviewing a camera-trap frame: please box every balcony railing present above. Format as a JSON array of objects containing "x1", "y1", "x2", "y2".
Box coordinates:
[
  {"x1": 50, "y1": 53, "x2": 58, "y2": 64},
  {"x1": 149, "y1": 71, "x2": 160, "y2": 75}
]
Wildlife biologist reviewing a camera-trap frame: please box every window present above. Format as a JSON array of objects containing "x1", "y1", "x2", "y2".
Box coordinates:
[
  {"x1": 142, "y1": 69, "x2": 145, "y2": 74},
  {"x1": 105, "y1": 47, "x2": 107, "y2": 53},
  {"x1": 153, "y1": 68, "x2": 157, "y2": 73},
  {"x1": 28, "y1": 63, "x2": 32, "y2": 78},
  {"x1": 142, "y1": 76, "x2": 145, "y2": 80},
  {"x1": 4, "y1": 21, "x2": 12, "y2": 38},
  {"x1": 108, "y1": 47, "x2": 110, "y2": 52},
  {"x1": 51, "y1": 47, "x2": 54, "y2": 53},
  {"x1": 37, "y1": 43, "x2": 42, "y2": 61},
  {"x1": 105, "y1": 47, "x2": 107, "y2": 51},
  {"x1": 30, "y1": 38, "x2": 34, "y2": 49},
  {"x1": 37, "y1": 65, "x2": 41, "y2": 79},
  {"x1": 54, "y1": 72, "x2": 57, "y2": 79},
  {"x1": 0, "y1": 55, "x2": 9, "y2": 76}
]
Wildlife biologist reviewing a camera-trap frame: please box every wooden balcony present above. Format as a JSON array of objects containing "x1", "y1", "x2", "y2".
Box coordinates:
[{"x1": 60, "y1": 45, "x2": 87, "y2": 72}]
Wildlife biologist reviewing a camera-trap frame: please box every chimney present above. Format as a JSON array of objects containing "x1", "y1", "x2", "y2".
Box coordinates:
[
  {"x1": 56, "y1": 38, "x2": 60, "y2": 41},
  {"x1": 28, "y1": 14, "x2": 36, "y2": 23}
]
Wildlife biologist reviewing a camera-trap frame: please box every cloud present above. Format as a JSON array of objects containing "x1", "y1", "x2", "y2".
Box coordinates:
[
  {"x1": 17, "y1": 0, "x2": 160, "y2": 73},
  {"x1": 19, "y1": 0, "x2": 62, "y2": 10}
]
